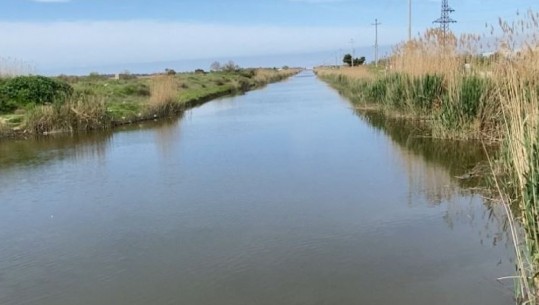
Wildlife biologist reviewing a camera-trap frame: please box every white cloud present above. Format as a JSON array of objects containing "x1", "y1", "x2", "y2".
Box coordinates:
[{"x1": 0, "y1": 20, "x2": 403, "y2": 72}]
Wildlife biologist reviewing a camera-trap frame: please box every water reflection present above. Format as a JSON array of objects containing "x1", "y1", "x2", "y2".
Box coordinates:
[
  {"x1": 0, "y1": 131, "x2": 113, "y2": 171},
  {"x1": 355, "y1": 109, "x2": 513, "y2": 262},
  {"x1": 357, "y1": 110, "x2": 489, "y2": 184}
]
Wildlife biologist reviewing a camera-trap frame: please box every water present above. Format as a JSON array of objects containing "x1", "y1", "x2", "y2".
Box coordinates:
[{"x1": 0, "y1": 72, "x2": 514, "y2": 305}]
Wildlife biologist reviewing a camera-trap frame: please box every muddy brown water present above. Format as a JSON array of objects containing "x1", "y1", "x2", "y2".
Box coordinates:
[{"x1": 0, "y1": 71, "x2": 514, "y2": 305}]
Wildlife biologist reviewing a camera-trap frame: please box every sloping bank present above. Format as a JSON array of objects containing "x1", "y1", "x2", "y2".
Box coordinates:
[{"x1": 0, "y1": 68, "x2": 301, "y2": 139}]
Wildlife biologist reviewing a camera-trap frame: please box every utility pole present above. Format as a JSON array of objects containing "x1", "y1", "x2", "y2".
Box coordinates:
[
  {"x1": 350, "y1": 39, "x2": 355, "y2": 66},
  {"x1": 372, "y1": 19, "x2": 381, "y2": 67},
  {"x1": 408, "y1": 0, "x2": 412, "y2": 41},
  {"x1": 433, "y1": 0, "x2": 456, "y2": 37}
]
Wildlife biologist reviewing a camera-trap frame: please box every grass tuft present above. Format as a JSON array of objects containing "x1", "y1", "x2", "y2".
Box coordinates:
[{"x1": 148, "y1": 76, "x2": 180, "y2": 116}]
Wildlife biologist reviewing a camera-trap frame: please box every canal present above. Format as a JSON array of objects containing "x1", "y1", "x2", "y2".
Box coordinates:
[{"x1": 0, "y1": 71, "x2": 514, "y2": 304}]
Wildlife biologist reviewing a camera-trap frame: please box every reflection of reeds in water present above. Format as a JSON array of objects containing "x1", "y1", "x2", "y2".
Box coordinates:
[
  {"x1": 0, "y1": 119, "x2": 7, "y2": 134},
  {"x1": 154, "y1": 118, "x2": 182, "y2": 158},
  {"x1": 396, "y1": 147, "x2": 458, "y2": 206},
  {"x1": 360, "y1": 109, "x2": 512, "y2": 250},
  {"x1": 0, "y1": 131, "x2": 112, "y2": 171}
]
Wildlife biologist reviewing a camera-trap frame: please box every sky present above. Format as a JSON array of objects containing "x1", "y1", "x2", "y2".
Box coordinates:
[{"x1": 1, "y1": 0, "x2": 538, "y2": 74}]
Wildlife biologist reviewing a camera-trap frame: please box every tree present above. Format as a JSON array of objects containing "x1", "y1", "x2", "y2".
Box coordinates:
[
  {"x1": 222, "y1": 60, "x2": 240, "y2": 72},
  {"x1": 353, "y1": 57, "x2": 366, "y2": 66},
  {"x1": 210, "y1": 61, "x2": 221, "y2": 72},
  {"x1": 343, "y1": 54, "x2": 353, "y2": 66},
  {"x1": 165, "y1": 68, "x2": 176, "y2": 75}
]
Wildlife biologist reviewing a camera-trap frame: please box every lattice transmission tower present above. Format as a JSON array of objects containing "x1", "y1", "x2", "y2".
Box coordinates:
[{"x1": 433, "y1": 0, "x2": 456, "y2": 35}]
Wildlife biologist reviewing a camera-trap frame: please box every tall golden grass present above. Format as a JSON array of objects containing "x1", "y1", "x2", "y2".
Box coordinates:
[
  {"x1": 316, "y1": 66, "x2": 374, "y2": 80},
  {"x1": 253, "y1": 68, "x2": 301, "y2": 85},
  {"x1": 149, "y1": 75, "x2": 180, "y2": 116},
  {"x1": 25, "y1": 95, "x2": 110, "y2": 134},
  {"x1": 491, "y1": 11, "x2": 539, "y2": 304}
]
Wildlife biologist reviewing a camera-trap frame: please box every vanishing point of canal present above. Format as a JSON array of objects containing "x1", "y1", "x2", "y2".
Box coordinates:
[{"x1": 0, "y1": 72, "x2": 515, "y2": 304}]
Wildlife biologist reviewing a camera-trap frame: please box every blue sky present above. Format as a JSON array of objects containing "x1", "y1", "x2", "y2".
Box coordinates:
[{"x1": 1, "y1": 0, "x2": 538, "y2": 74}]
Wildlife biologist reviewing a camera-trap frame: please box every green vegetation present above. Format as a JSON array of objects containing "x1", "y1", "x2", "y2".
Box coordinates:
[
  {"x1": 0, "y1": 68, "x2": 300, "y2": 136},
  {"x1": 318, "y1": 72, "x2": 496, "y2": 140},
  {"x1": 0, "y1": 76, "x2": 74, "y2": 112}
]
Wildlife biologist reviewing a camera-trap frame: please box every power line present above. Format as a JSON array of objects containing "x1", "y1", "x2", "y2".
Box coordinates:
[
  {"x1": 433, "y1": 0, "x2": 457, "y2": 35},
  {"x1": 372, "y1": 19, "x2": 381, "y2": 66}
]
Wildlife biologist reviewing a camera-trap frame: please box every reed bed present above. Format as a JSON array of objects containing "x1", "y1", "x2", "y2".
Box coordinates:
[{"x1": 25, "y1": 95, "x2": 110, "y2": 134}]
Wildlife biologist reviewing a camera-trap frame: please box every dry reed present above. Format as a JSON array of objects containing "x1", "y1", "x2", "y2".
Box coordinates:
[
  {"x1": 25, "y1": 95, "x2": 109, "y2": 134},
  {"x1": 149, "y1": 76, "x2": 180, "y2": 116}
]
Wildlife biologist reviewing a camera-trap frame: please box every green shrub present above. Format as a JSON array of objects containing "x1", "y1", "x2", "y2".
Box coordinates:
[
  {"x1": 0, "y1": 76, "x2": 73, "y2": 112},
  {"x1": 119, "y1": 83, "x2": 150, "y2": 96},
  {"x1": 238, "y1": 69, "x2": 256, "y2": 78}
]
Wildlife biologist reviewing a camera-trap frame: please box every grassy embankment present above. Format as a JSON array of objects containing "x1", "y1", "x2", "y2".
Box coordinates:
[
  {"x1": 317, "y1": 13, "x2": 539, "y2": 304},
  {"x1": 0, "y1": 68, "x2": 300, "y2": 137}
]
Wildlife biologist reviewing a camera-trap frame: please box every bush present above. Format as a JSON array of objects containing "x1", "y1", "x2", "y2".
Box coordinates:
[
  {"x1": 165, "y1": 68, "x2": 177, "y2": 76},
  {"x1": 0, "y1": 76, "x2": 73, "y2": 112},
  {"x1": 120, "y1": 83, "x2": 151, "y2": 96},
  {"x1": 238, "y1": 69, "x2": 256, "y2": 78}
]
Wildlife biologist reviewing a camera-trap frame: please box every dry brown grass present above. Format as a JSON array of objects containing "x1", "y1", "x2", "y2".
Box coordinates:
[
  {"x1": 149, "y1": 76, "x2": 180, "y2": 115},
  {"x1": 389, "y1": 29, "x2": 480, "y2": 77},
  {"x1": 253, "y1": 68, "x2": 301, "y2": 84},
  {"x1": 316, "y1": 66, "x2": 374, "y2": 80},
  {"x1": 489, "y1": 12, "x2": 539, "y2": 303},
  {"x1": 25, "y1": 95, "x2": 109, "y2": 134}
]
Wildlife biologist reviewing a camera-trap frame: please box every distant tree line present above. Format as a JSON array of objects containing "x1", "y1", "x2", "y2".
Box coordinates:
[
  {"x1": 210, "y1": 60, "x2": 241, "y2": 72},
  {"x1": 343, "y1": 54, "x2": 366, "y2": 67}
]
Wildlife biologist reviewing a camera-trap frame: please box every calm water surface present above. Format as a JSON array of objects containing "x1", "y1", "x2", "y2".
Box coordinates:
[{"x1": 0, "y1": 72, "x2": 514, "y2": 305}]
